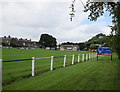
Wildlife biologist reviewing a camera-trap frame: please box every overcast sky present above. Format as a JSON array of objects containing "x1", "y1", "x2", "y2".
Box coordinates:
[{"x1": 0, "y1": 0, "x2": 112, "y2": 44}]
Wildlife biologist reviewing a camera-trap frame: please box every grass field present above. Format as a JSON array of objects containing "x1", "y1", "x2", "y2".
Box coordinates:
[
  {"x1": 2, "y1": 48, "x2": 119, "y2": 90},
  {"x1": 2, "y1": 48, "x2": 91, "y2": 86}
]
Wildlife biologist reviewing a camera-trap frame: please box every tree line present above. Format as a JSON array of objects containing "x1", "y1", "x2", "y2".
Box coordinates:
[
  {"x1": 70, "y1": 0, "x2": 120, "y2": 59},
  {"x1": 1, "y1": 33, "x2": 113, "y2": 51},
  {"x1": 61, "y1": 33, "x2": 110, "y2": 50}
]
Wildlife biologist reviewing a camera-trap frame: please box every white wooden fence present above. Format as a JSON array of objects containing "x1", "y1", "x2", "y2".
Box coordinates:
[
  {"x1": 31, "y1": 53, "x2": 97, "y2": 76},
  {"x1": 0, "y1": 59, "x2": 2, "y2": 91}
]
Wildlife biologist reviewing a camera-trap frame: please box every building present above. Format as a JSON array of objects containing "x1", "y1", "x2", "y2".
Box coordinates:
[
  {"x1": 60, "y1": 45, "x2": 79, "y2": 51},
  {"x1": 0, "y1": 36, "x2": 12, "y2": 46},
  {"x1": 0, "y1": 36, "x2": 39, "y2": 48}
]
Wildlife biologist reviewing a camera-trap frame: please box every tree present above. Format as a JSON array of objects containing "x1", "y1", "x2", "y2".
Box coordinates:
[
  {"x1": 83, "y1": 1, "x2": 120, "y2": 59},
  {"x1": 90, "y1": 44, "x2": 98, "y2": 49},
  {"x1": 70, "y1": 1, "x2": 120, "y2": 59},
  {"x1": 78, "y1": 43, "x2": 85, "y2": 50},
  {"x1": 39, "y1": 34, "x2": 57, "y2": 48},
  {"x1": 8, "y1": 35, "x2": 11, "y2": 38}
]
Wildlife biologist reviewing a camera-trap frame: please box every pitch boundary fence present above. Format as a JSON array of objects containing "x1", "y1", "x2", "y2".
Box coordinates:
[{"x1": 2, "y1": 53, "x2": 97, "y2": 77}]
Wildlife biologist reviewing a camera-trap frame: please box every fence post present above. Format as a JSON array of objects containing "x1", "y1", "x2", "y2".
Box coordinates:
[
  {"x1": 95, "y1": 53, "x2": 97, "y2": 58},
  {"x1": 32, "y1": 57, "x2": 35, "y2": 76},
  {"x1": 82, "y1": 54, "x2": 84, "y2": 62},
  {"x1": 86, "y1": 54, "x2": 88, "y2": 61},
  {"x1": 87, "y1": 54, "x2": 89, "y2": 60},
  {"x1": 78, "y1": 54, "x2": 80, "y2": 63},
  {"x1": 91, "y1": 53, "x2": 93, "y2": 59},
  {"x1": 92, "y1": 53, "x2": 93, "y2": 59},
  {"x1": 63, "y1": 55, "x2": 66, "y2": 67},
  {"x1": 93, "y1": 53, "x2": 95, "y2": 58},
  {"x1": 89, "y1": 53, "x2": 91, "y2": 60},
  {"x1": 0, "y1": 59, "x2": 2, "y2": 92},
  {"x1": 88, "y1": 53, "x2": 89, "y2": 60},
  {"x1": 72, "y1": 54, "x2": 74, "y2": 65},
  {"x1": 50, "y1": 56, "x2": 54, "y2": 70}
]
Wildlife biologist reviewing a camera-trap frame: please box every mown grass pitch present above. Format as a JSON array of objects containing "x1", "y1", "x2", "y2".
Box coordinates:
[
  {"x1": 2, "y1": 48, "x2": 91, "y2": 85},
  {"x1": 2, "y1": 48, "x2": 119, "y2": 90}
]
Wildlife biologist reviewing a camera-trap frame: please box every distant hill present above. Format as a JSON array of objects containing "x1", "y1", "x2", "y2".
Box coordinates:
[
  {"x1": 61, "y1": 33, "x2": 110, "y2": 50},
  {"x1": 84, "y1": 33, "x2": 109, "y2": 50},
  {"x1": 87, "y1": 33, "x2": 107, "y2": 44}
]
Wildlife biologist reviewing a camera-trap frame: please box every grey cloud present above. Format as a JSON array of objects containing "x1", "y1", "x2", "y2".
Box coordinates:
[
  {"x1": 1, "y1": 1, "x2": 111, "y2": 43},
  {"x1": 2, "y1": 2, "x2": 68, "y2": 28}
]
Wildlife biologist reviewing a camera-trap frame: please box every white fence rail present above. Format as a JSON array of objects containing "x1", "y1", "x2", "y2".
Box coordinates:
[
  {"x1": 31, "y1": 53, "x2": 97, "y2": 76},
  {"x1": 0, "y1": 59, "x2": 2, "y2": 92}
]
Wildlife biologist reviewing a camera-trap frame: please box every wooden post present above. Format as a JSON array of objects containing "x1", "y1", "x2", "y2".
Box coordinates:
[
  {"x1": 63, "y1": 55, "x2": 66, "y2": 67},
  {"x1": 78, "y1": 54, "x2": 80, "y2": 63},
  {"x1": 32, "y1": 57, "x2": 35, "y2": 76},
  {"x1": 82, "y1": 54, "x2": 84, "y2": 62},
  {"x1": 0, "y1": 59, "x2": 2, "y2": 92},
  {"x1": 72, "y1": 54, "x2": 74, "y2": 65},
  {"x1": 50, "y1": 56, "x2": 54, "y2": 70}
]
